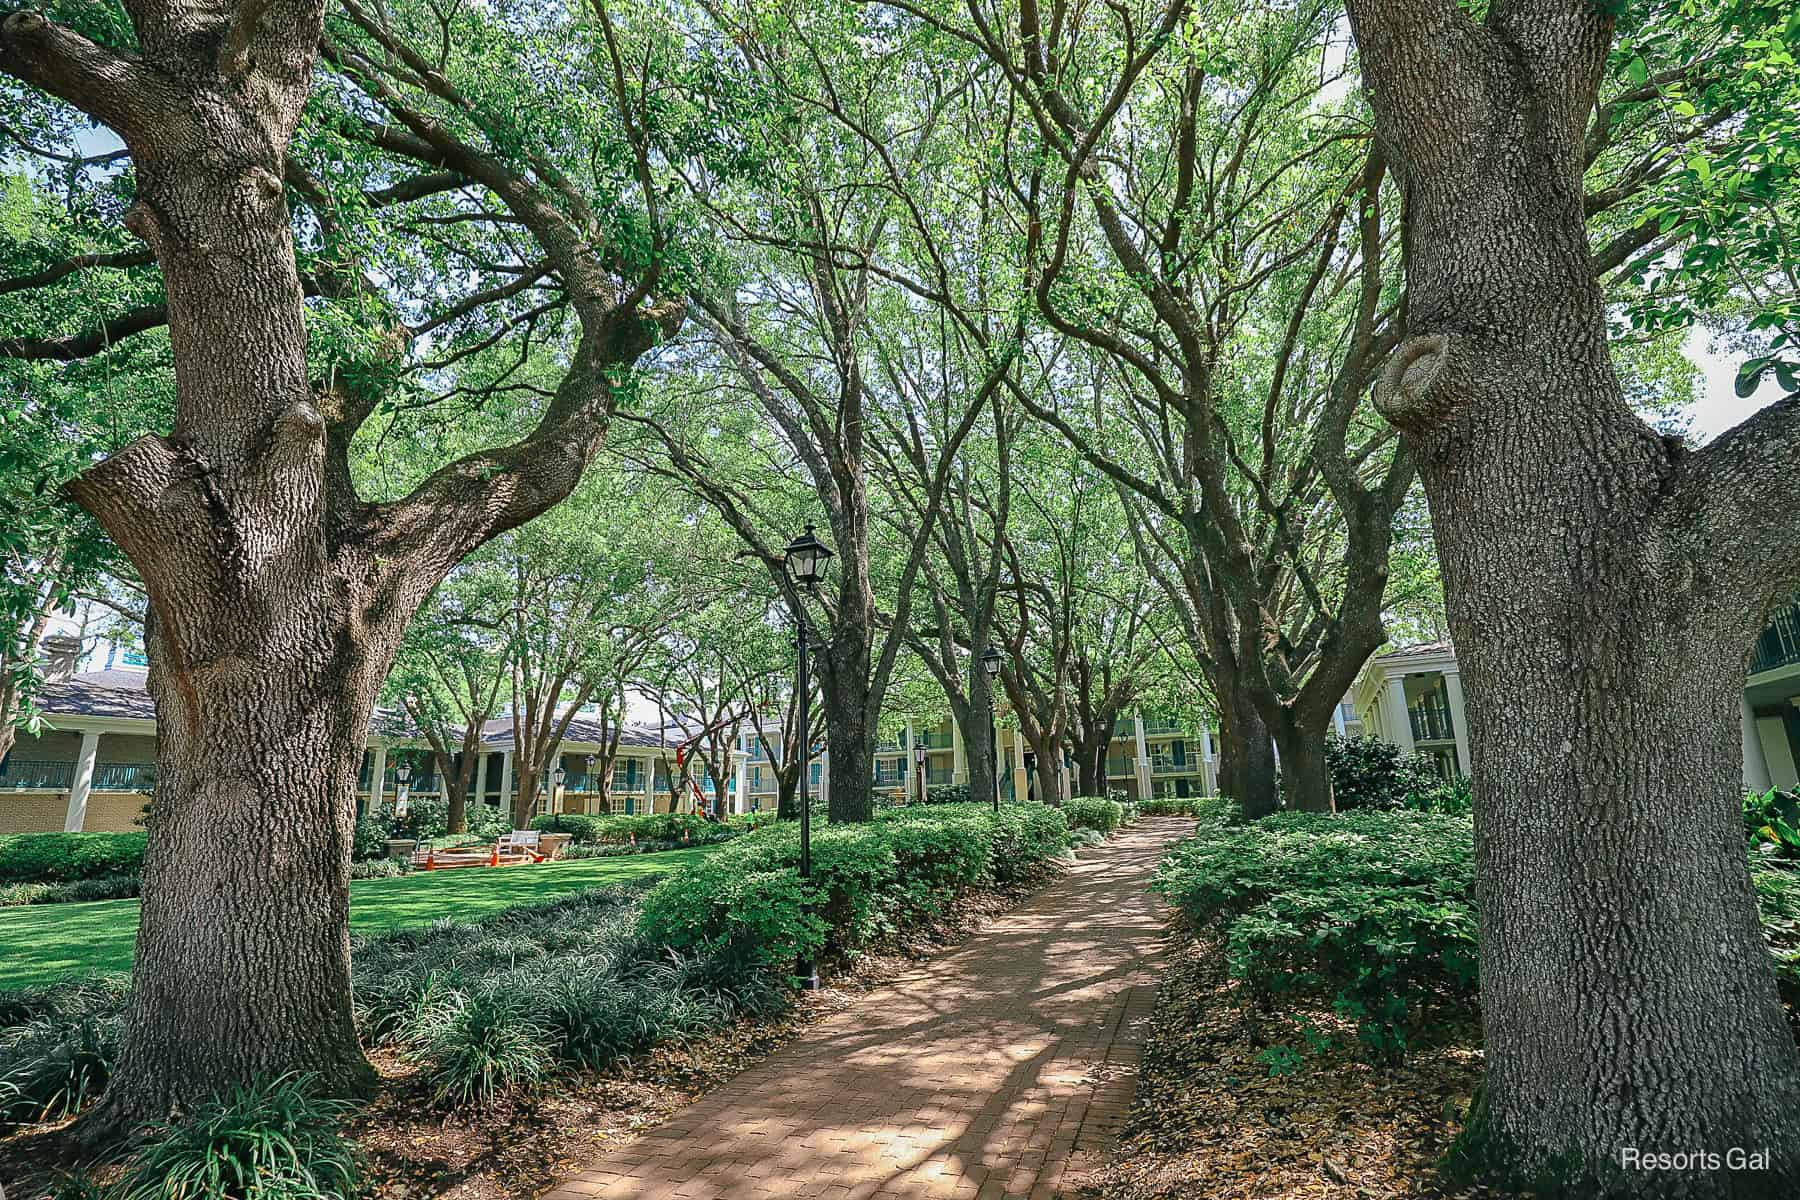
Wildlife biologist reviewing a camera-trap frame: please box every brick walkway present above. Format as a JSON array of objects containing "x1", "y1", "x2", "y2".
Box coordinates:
[{"x1": 542, "y1": 819, "x2": 1187, "y2": 1200}]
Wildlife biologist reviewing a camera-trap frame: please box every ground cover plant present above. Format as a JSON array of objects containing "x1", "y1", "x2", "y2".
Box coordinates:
[
  {"x1": 1, "y1": 801, "x2": 1080, "y2": 1162},
  {"x1": 1099, "y1": 803, "x2": 1800, "y2": 1197},
  {"x1": 0, "y1": 845, "x2": 718, "y2": 991}
]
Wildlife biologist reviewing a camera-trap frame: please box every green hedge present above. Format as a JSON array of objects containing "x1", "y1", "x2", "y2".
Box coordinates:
[
  {"x1": 638, "y1": 803, "x2": 1069, "y2": 985},
  {"x1": 0, "y1": 833, "x2": 148, "y2": 884},
  {"x1": 1154, "y1": 810, "x2": 1475, "y2": 1063},
  {"x1": 1137, "y1": 796, "x2": 1227, "y2": 818},
  {"x1": 532, "y1": 811, "x2": 755, "y2": 845},
  {"x1": 1065, "y1": 796, "x2": 1125, "y2": 833},
  {"x1": 1156, "y1": 810, "x2": 1800, "y2": 1067}
]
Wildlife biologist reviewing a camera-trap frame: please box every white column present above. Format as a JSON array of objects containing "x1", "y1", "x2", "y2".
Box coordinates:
[
  {"x1": 817, "y1": 747, "x2": 830, "y2": 805},
  {"x1": 1133, "y1": 715, "x2": 1151, "y2": 800},
  {"x1": 1200, "y1": 723, "x2": 1216, "y2": 795},
  {"x1": 1012, "y1": 729, "x2": 1027, "y2": 803},
  {"x1": 368, "y1": 742, "x2": 388, "y2": 812},
  {"x1": 1333, "y1": 703, "x2": 1347, "y2": 736},
  {"x1": 498, "y1": 750, "x2": 515, "y2": 824},
  {"x1": 734, "y1": 753, "x2": 750, "y2": 814},
  {"x1": 905, "y1": 718, "x2": 917, "y2": 798},
  {"x1": 1383, "y1": 676, "x2": 1415, "y2": 754},
  {"x1": 1744, "y1": 697, "x2": 1774, "y2": 793},
  {"x1": 951, "y1": 720, "x2": 968, "y2": 785},
  {"x1": 1442, "y1": 671, "x2": 1474, "y2": 777},
  {"x1": 473, "y1": 752, "x2": 489, "y2": 813},
  {"x1": 63, "y1": 731, "x2": 100, "y2": 832}
]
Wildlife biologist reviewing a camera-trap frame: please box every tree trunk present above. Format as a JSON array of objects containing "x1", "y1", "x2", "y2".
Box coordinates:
[
  {"x1": 818, "y1": 633, "x2": 875, "y2": 823},
  {"x1": 1271, "y1": 715, "x2": 1333, "y2": 814},
  {"x1": 84, "y1": 614, "x2": 384, "y2": 1131},
  {"x1": 1215, "y1": 685, "x2": 1278, "y2": 817},
  {"x1": 1024, "y1": 730, "x2": 1066, "y2": 807},
  {"x1": 960, "y1": 670, "x2": 997, "y2": 809},
  {"x1": 824, "y1": 699, "x2": 874, "y2": 823},
  {"x1": 1341, "y1": 2, "x2": 1800, "y2": 1187}
]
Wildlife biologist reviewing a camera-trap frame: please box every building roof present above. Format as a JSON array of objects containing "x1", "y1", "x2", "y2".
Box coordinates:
[
  {"x1": 33, "y1": 670, "x2": 706, "y2": 755},
  {"x1": 38, "y1": 670, "x2": 156, "y2": 723},
  {"x1": 475, "y1": 713, "x2": 692, "y2": 753}
]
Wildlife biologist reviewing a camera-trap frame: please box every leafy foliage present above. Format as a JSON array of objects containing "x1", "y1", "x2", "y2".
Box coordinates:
[
  {"x1": 1065, "y1": 797, "x2": 1126, "y2": 833},
  {"x1": 1745, "y1": 786, "x2": 1800, "y2": 860},
  {"x1": 1155, "y1": 812, "x2": 1479, "y2": 1064},
  {"x1": 1324, "y1": 735, "x2": 1454, "y2": 813},
  {"x1": 0, "y1": 833, "x2": 146, "y2": 883},
  {"x1": 639, "y1": 804, "x2": 1069, "y2": 986},
  {"x1": 114, "y1": 1074, "x2": 365, "y2": 1200},
  {"x1": 0, "y1": 873, "x2": 139, "y2": 907}
]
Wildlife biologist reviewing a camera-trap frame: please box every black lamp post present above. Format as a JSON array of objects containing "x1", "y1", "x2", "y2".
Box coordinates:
[
  {"x1": 982, "y1": 645, "x2": 1003, "y2": 812},
  {"x1": 784, "y1": 523, "x2": 833, "y2": 991},
  {"x1": 914, "y1": 741, "x2": 928, "y2": 805}
]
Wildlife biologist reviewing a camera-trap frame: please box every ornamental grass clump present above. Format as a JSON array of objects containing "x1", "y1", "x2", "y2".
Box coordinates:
[{"x1": 114, "y1": 1073, "x2": 364, "y2": 1200}]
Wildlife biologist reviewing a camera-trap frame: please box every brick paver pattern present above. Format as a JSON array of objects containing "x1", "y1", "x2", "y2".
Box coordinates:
[{"x1": 541, "y1": 819, "x2": 1188, "y2": 1200}]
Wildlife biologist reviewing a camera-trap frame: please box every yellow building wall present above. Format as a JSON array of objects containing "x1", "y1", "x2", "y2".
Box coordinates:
[{"x1": 0, "y1": 795, "x2": 68, "y2": 835}]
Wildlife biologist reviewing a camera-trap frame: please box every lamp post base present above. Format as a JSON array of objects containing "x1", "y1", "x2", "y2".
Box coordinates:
[{"x1": 796, "y1": 959, "x2": 820, "y2": 990}]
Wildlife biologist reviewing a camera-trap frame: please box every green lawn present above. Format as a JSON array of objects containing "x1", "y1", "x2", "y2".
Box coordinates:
[{"x1": 0, "y1": 846, "x2": 715, "y2": 992}]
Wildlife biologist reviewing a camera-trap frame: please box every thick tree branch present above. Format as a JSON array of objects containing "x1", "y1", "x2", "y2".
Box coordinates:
[{"x1": 0, "y1": 11, "x2": 161, "y2": 139}]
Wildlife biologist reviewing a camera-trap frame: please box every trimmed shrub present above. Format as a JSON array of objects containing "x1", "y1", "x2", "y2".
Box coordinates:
[
  {"x1": 1065, "y1": 797, "x2": 1125, "y2": 833},
  {"x1": 533, "y1": 811, "x2": 724, "y2": 845},
  {"x1": 1136, "y1": 797, "x2": 1225, "y2": 817},
  {"x1": 114, "y1": 1073, "x2": 364, "y2": 1200},
  {"x1": 1155, "y1": 810, "x2": 1478, "y2": 1063},
  {"x1": 1324, "y1": 734, "x2": 1448, "y2": 812},
  {"x1": 638, "y1": 804, "x2": 1068, "y2": 986},
  {"x1": 920, "y1": 783, "x2": 971, "y2": 805},
  {"x1": 0, "y1": 832, "x2": 147, "y2": 884}
]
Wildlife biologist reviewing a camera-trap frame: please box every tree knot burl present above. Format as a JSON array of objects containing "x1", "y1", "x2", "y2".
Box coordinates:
[{"x1": 1375, "y1": 333, "x2": 1452, "y2": 429}]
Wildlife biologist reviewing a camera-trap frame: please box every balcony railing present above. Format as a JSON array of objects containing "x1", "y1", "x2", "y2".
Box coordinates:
[
  {"x1": 93, "y1": 763, "x2": 155, "y2": 792},
  {"x1": 1751, "y1": 602, "x2": 1800, "y2": 676},
  {"x1": 1408, "y1": 705, "x2": 1456, "y2": 743},
  {"x1": 1142, "y1": 719, "x2": 1184, "y2": 735},
  {"x1": 921, "y1": 730, "x2": 953, "y2": 749},
  {"x1": 0, "y1": 759, "x2": 74, "y2": 789},
  {"x1": 1150, "y1": 756, "x2": 1193, "y2": 776},
  {"x1": 1105, "y1": 757, "x2": 1136, "y2": 777},
  {"x1": 926, "y1": 766, "x2": 954, "y2": 785}
]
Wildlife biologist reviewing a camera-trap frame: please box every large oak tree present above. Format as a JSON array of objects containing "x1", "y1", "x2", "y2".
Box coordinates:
[
  {"x1": 1344, "y1": 0, "x2": 1800, "y2": 1190},
  {"x1": 0, "y1": 0, "x2": 682, "y2": 1131}
]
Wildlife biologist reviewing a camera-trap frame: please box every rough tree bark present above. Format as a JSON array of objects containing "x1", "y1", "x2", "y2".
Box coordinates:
[
  {"x1": 1345, "y1": 0, "x2": 1800, "y2": 1192},
  {"x1": 0, "y1": 0, "x2": 680, "y2": 1135}
]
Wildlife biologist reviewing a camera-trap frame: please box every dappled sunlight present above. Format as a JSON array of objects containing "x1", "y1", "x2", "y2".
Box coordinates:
[{"x1": 542, "y1": 821, "x2": 1190, "y2": 1200}]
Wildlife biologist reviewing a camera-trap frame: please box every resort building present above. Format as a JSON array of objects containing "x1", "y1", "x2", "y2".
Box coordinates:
[
  {"x1": 4, "y1": 636, "x2": 1243, "y2": 833},
  {"x1": 0, "y1": 640, "x2": 751, "y2": 834},
  {"x1": 1351, "y1": 601, "x2": 1800, "y2": 791},
  {"x1": 738, "y1": 711, "x2": 1224, "y2": 809}
]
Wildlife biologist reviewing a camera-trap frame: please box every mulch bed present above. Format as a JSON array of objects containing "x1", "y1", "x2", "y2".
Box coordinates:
[
  {"x1": 0, "y1": 878, "x2": 1049, "y2": 1200},
  {"x1": 1074, "y1": 924, "x2": 1514, "y2": 1200}
]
